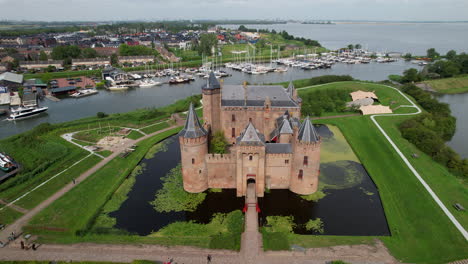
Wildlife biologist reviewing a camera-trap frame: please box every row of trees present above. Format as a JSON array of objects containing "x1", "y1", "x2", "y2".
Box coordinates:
[
  {"x1": 399, "y1": 84, "x2": 467, "y2": 178},
  {"x1": 236, "y1": 25, "x2": 322, "y2": 47},
  {"x1": 398, "y1": 48, "x2": 468, "y2": 82},
  {"x1": 51, "y1": 45, "x2": 98, "y2": 60}
]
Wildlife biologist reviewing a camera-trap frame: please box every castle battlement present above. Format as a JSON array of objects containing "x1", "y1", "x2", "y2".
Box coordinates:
[
  {"x1": 179, "y1": 73, "x2": 321, "y2": 197},
  {"x1": 206, "y1": 153, "x2": 235, "y2": 162}
]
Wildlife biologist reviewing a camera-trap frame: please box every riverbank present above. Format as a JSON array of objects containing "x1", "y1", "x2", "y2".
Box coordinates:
[{"x1": 419, "y1": 75, "x2": 468, "y2": 94}]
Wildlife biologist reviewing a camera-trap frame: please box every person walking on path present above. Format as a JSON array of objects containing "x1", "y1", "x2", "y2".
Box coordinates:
[
  {"x1": 72, "y1": 178, "x2": 76, "y2": 184},
  {"x1": 207, "y1": 254, "x2": 212, "y2": 263},
  {"x1": 20, "y1": 240, "x2": 24, "y2": 250}
]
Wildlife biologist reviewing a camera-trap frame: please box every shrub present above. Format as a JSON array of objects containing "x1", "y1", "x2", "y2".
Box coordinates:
[
  {"x1": 97, "y1": 112, "x2": 108, "y2": 118},
  {"x1": 305, "y1": 218, "x2": 324, "y2": 234}
]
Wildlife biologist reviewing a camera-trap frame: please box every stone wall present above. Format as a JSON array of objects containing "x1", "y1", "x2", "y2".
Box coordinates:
[
  {"x1": 265, "y1": 153, "x2": 293, "y2": 189},
  {"x1": 205, "y1": 153, "x2": 236, "y2": 188}
]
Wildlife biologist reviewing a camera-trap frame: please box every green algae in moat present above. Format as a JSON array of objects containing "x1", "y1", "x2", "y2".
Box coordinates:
[
  {"x1": 320, "y1": 125, "x2": 359, "y2": 164},
  {"x1": 319, "y1": 160, "x2": 367, "y2": 190}
]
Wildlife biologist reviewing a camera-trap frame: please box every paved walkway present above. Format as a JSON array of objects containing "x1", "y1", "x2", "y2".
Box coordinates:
[
  {"x1": 240, "y1": 183, "x2": 263, "y2": 263},
  {"x1": 0, "y1": 125, "x2": 179, "y2": 245},
  {"x1": 0, "y1": 199, "x2": 28, "y2": 214}
]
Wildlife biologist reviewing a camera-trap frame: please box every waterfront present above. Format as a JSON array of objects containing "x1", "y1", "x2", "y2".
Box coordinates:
[
  {"x1": 221, "y1": 22, "x2": 468, "y2": 55},
  {"x1": 437, "y1": 93, "x2": 468, "y2": 158},
  {"x1": 0, "y1": 60, "x2": 418, "y2": 139}
]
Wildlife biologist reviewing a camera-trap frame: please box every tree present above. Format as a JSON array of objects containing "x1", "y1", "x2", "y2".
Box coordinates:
[
  {"x1": 347, "y1": 44, "x2": 354, "y2": 50},
  {"x1": 197, "y1": 33, "x2": 218, "y2": 56},
  {"x1": 110, "y1": 54, "x2": 119, "y2": 66},
  {"x1": 51, "y1": 45, "x2": 82, "y2": 60},
  {"x1": 403, "y1": 53, "x2": 412, "y2": 61},
  {"x1": 39, "y1": 51, "x2": 48, "y2": 61},
  {"x1": 41, "y1": 72, "x2": 52, "y2": 84},
  {"x1": 402, "y1": 68, "x2": 421, "y2": 83},
  {"x1": 354, "y1": 44, "x2": 362, "y2": 50},
  {"x1": 96, "y1": 112, "x2": 108, "y2": 118},
  {"x1": 238, "y1": 25, "x2": 248, "y2": 31},
  {"x1": 445, "y1": 50, "x2": 457, "y2": 60},
  {"x1": 118, "y1": 44, "x2": 156, "y2": 56},
  {"x1": 210, "y1": 131, "x2": 228, "y2": 154},
  {"x1": 81, "y1": 48, "x2": 98, "y2": 58},
  {"x1": 429, "y1": 60, "x2": 460, "y2": 78},
  {"x1": 426, "y1": 48, "x2": 440, "y2": 60}
]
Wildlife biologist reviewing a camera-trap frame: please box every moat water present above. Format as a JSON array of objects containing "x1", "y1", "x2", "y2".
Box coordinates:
[{"x1": 109, "y1": 125, "x2": 390, "y2": 236}]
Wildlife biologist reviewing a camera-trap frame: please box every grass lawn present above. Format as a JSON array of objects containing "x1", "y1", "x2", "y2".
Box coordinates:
[
  {"x1": 0, "y1": 207, "x2": 23, "y2": 225},
  {"x1": 261, "y1": 81, "x2": 468, "y2": 263},
  {"x1": 96, "y1": 150, "x2": 112, "y2": 157},
  {"x1": 141, "y1": 122, "x2": 170, "y2": 135},
  {"x1": 422, "y1": 75, "x2": 468, "y2": 94},
  {"x1": 297, "y1": 81, "x2": 409, "y2": 110},
  {"x1": 74, "y1": 127, "x2": 121, "y2": 143},
  {"x1": 26, "y1": 128, "x2": 181, "y2": 237},
  {"x1": 126, "y1": 130, "x2": 144, "y2": 140},
  {"x1": 317, "y1": 116, "x2": 467, "y2": 263}
]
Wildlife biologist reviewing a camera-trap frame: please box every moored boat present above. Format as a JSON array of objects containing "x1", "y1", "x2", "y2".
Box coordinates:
[
  {"x1": 7, "y1": 106, "x2": 48, "y2": 121},
  {"x1": 0, "y1": 152, "x2": 16, "y2": 172}
]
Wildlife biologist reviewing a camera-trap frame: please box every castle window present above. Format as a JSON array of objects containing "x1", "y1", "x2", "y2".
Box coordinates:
[
  {"x1": 298, "y1": 169, "x2": 303, "y2": 180},
  {"x1": 303, "y1": 156, "x2": 308, "y2": 166},
  {"x1": 249, "y1": 155, "x2": 253, "y2": 161},
  {"x1": 199, "y1": 170, "x2": 202, "y2": 174},
  {"x1": 192, "y1": 158, "x2": 195, "y2": 164},
  {"x1": 231, "y1": 128, "x2": 235, "y2": 138},
  {"x1": 285, "y1": 159, "x2": 289, "y2": 164},
  {"x1": 232, "y1": 114, "x2": 236, "y2": 122},
  {"x1": 249, "y1": 117, "x2": 252, "y2": 122}
]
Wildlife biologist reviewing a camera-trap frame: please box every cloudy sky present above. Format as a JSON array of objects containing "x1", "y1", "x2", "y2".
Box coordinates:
[{"x1": 1, "y1": 0, "x2": 467, "y2": 21}]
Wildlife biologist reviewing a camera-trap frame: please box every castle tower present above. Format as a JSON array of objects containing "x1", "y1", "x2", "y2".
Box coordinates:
[
  {"x1": 234, "y1": 122, "x2": 266, "y2": 197},
  {"x1": 277, "y1": 116, "x2": 294, "y2": 143},
  {"x1": 202, "y1": 71, "x2": 221, "y2": 133},
  {"x1": 289, "y1": 117, "x2": 321, "y2": 195},
  {"x1": 178, "y1": 103, "x2": 209, "y2": 193}
]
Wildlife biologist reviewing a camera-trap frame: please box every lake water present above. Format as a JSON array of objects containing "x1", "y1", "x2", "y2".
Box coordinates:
[
  {"x1": 221, "y1": 22, "x2": 468, "y2": 55},
  {"x1": 436, "y1": 93, "x2": 468, "y2": 158},
  {"x1": 0, "y1": 61, "x2": 418, "y2": 140},
  {"x1": 109, "y1": 125, "x2": 390, "y2": 236}
]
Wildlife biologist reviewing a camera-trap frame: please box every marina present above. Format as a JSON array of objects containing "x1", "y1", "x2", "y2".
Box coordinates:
[{"x1": 0, "y1": 59, "x2": 419, "y2": 139}]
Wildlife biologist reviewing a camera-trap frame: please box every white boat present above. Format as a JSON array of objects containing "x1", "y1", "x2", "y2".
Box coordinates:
[
  {"x1": 70, "y1": 89, "x2": 99, "y2": 98},
  {"x1": 108, "y1": 85, "x2": 129, "y2": 91},
  {"x1": 8, "y1": 106, "x2": 48, "y2": 120},
  {"x1": 139, "y1": 79, "x2": 162, "y2": 88}
]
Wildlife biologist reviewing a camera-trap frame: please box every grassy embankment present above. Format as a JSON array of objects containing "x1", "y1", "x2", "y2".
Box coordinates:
[
  {"x1": 0, "y1": 95, "x2": 200, "y2": 225},
  {"x1": 421, "y1": 75, "x2": 468, "y2": 94},
  {"x1": 266, "y1": 82, "x2": 468, "y2": 264},
  {"x1": 25, "y1": 129, "x2": 244, "y2": 250}
]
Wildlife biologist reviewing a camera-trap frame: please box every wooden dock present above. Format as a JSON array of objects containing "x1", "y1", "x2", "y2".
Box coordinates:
[
  {"x1": 45, "y1": 95, "x2": 60, "y2": 102},
  {"x1": 0, "y1": 165, "x2": 21, "y2": 183}
]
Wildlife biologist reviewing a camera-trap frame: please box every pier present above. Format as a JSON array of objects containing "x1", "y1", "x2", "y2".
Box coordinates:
[{"x1": 0, "y1": 165, "x2": 21, "y2": 183}]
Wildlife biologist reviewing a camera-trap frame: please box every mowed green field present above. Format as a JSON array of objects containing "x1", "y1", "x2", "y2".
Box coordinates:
[
  {"x1": 317, "y1": 116, "x2": 467, "y2": 264},
  {"x1": 422, "y1": 75, "x2": 468, "y2": 94},
  {"x1": 292, "y1": 81, "x2": 468, "y2": 263}
]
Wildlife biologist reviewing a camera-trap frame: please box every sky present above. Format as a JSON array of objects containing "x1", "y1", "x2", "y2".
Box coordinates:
[{"x1": 0, "y1": 0, "x2": 467, "y2": 22}]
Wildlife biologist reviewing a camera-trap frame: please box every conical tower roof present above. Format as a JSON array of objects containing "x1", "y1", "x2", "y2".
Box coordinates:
[
  {"x1": 237, "y1": 122, "x2": 265, "y2": 146},
  {"x1": 279, "y1": 117, "x2": 293, "y2": 134},
  {"x1": 178, "y1": 102, "x2": 207, "y2": 138},
  {"x1": 202, "y1": 71, "x2": 220, "y2": 90},
  {"x1": 298, "y1": 117, "x2": 320, "y2": 143}
]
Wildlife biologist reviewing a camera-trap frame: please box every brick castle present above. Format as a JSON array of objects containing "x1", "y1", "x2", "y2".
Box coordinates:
[{"x1": 178, "y1": 72, "x2": 321, "y2": 197}]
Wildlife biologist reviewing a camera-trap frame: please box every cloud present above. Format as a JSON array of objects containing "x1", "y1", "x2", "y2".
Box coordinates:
[{"x1": 0, "y1": 0, "x2": 466, "y2": 21}]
